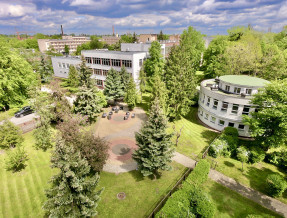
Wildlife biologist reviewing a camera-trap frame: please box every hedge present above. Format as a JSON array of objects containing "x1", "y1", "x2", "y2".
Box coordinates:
[
  {"x1": 266, "y1": 174, "x2": 287, "y2": 197},
  {"x1": 156, "y1": 160, "x2": 214, "y2": 218}
]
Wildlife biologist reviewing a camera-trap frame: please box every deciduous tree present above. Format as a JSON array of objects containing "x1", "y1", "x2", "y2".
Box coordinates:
[{"x1": 0, "y1": 120, "x2": 23, "y2": 149}]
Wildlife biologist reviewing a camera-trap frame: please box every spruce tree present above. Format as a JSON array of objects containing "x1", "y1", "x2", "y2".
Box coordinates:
[
  {"x1": 38, "y1": 56, "x2": 52, "y2": 83},
  {"x1": 124, "y1": 77, "x2": 137, "y2": 110},
  {"x1": 103, "y1": 68, "x2": 124, "y2": 101},
  {"x1": 74, "y1": 86, "x2": 107, "y2": 121},
  {"x1": 78, "y1": 56, "x2": 92, "y2": 87},
  {"x1": 33, "y1": 123, "x2": 53, "y2": 151},
  {"x1": 139, "y1": 66, "x2": 147, "y2": 103},
  {"x1": 133, "y1": 97, "x2": 174, "y2": 179},
  {"x1": 119, "y1": 66, "x2": 130, "y2": 92},
  {"x1": 43, "y1": 135, "x2": 103, "y2": 217},
  {"x1": 151, "y1": 75, "x2": 168, "y2": 113},
  {"x1": 67, "y1": 65, "x2": 80, "y2": 87}
]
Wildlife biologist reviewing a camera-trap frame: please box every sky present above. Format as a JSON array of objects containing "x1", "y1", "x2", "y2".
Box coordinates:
[{"x1": 0, "y1": 0, "x2": 286, "y2": 36}]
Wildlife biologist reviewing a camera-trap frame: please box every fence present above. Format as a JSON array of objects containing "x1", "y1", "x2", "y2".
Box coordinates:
[{"x1": 147, "y1": 167, "x2": 193, "y2": 218}]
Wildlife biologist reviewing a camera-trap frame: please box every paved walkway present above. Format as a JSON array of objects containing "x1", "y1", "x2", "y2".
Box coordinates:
[{"x1": 172, "y1": 152, "x2": 287, "y2": 217}]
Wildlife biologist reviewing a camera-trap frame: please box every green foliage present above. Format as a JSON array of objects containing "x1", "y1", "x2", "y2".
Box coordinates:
[
  {"x1": 227, "y1": 26, "x2": 248, "y2": 41},
  {"x1": 266, "y1": 149, "x2": 287, "y2": 170},
  {"x1": 43, "y1": 134, "x2": 103, "y2": 217},
  {"x1": 249, "y1": 148, "x2": 265, "y2": 164},
  {"x1": 266, "y1": 174, "x2": 287, "y2": 197},
  {"x1": 133, "y1": 98, "x2": 174, "y2": 178},
  {"x1": 64, "y1": 45, "x2": 69, "y2": 54},
  {"x1": 243, "y1": 79, "x2": 287, "y2": 150},
  {"x1": 5, "y1": 147, "x2": 29, "y2": 172},
  {"x1": 157, "y1": 30, "x2": 169, "y2": 41},
  {"x1": 185, "y1": 159, "x2": 210, "y2": 185},
  {"x1": 38, "y1": 56, "x2": 53, "y2": 83},
  {"x1": 222, "y1": 127, "x2": 239, "y2": 138},
  {"x1": 75, "y1": 42, "x2": 90, "y2": 55},
  {"x1": 74, "y1": 86, "x2": 107, "y2": 121},
  {"x1": 33, "y1": 124, "x2": 53, "y2": 151},
  {"x1": 119, "y1": 66, "x2": 130, "y2": 92},
  {"x1": 120, "y1": 34, "x2": 137, "y2": 43},
  {"x1": 78, "y1": 56, "x2": 93, "y2": 87},
  {"x1": 208, "y1": 138, "x2": 230, "y2": 158},
  {"x1": 236, "y1": 147, "x2": 249, "y2": 170},
  {"x1": 165, "y1": 26, "x2": 205, "y2": 119},
  {"x1": 90, "y1": 37, "x2": 104, "y2": 49},
  {"x1": 150, "y1": 75, "x2": 168, "y2": 113},
  {"x1": 0, "y1": 44, "x2": 37, "y2": 110},
  {"x1": 103, "y1": 68, "x2": 125, "y2": 101},
  {"x1": 67, "y1": 65, "x2": 80, "y2": 87},
  {"x1": 124, "y1": 77, "x2": 137, "y2": 110},
  {"x1": 144, "y1": 41, "x2": 164, "y2": 77},
  {"x1": 0, "y1": 120, "x2": 23, "y2": 149},
  {"x1": 139, "y1": 66, "x2": 147, "y2": 103}
]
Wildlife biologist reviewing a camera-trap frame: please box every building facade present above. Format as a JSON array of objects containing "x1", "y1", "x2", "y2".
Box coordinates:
[
  {"x1": 52, "y1": 50, "x2": 147, "y2": 88},
  {"x1": 198, "y1": 75, "x2": 269, "y2": 137},
  {"x1": 120, "y1": 43, "x2": 166, "y2": 57},
  {"x1": 38, "y1": 36, "x2": 90, "y2": 53},
  {"x1": 100, "y1": 36, "x2": 120, "y2": 45},
  {"x1": 138, "y1": 34, "x2": 157, "y2": 43}
]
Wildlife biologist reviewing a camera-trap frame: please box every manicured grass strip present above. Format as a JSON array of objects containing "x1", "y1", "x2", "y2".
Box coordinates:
[{"x1": 204, "y1": 179, "x2": 282, "y2": 218}]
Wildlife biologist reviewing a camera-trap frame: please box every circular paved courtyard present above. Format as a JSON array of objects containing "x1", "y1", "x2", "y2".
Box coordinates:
[{"x1": 94, "y1": 106, "x2": 147, "y2": 173}]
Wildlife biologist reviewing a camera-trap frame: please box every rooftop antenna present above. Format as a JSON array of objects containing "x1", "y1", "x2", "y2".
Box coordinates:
[{"x1": 61, "y1": 25, "x2": 64, "y2": 36}]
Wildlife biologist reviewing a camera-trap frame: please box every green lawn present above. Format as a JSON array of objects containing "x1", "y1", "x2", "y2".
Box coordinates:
[{"x1": 204, "y1": 179, "x2": 282, "y2": 218}]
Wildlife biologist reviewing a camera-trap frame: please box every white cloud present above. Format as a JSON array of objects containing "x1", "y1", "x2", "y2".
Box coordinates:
[{"x1": 0, "y1": 2, "x2": 35, "y2": 17}]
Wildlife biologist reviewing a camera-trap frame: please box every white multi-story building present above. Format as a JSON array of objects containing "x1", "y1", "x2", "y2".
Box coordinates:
[
  {"x1": 51, "y1": 50, "x2": 147, "y2": 88},
  {"x1": 198, "y1": 75, "x2": 269, "y2": 137}
]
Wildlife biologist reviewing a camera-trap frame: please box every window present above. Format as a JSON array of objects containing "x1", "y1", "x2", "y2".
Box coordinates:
[
  {"x1": 58, "y1": 62, "x2": 62, "y2": 68},
  {"x1": 102, "y1": 58, "x2": 110, "y2": 66},
  {"x1": 204, "y1": 113, "x2": 209, "y2": 120},
  {"x1": 228, "y1": 122, "x2": 234, "y2": 127},
  {"x1": 206, "y1": 97, "x2": 210, "y2": 107},
  {"x1": 102, "y1": 70, "x2": 109, "y2": 76},
  {"x1": 62, "y1": 63, "x2": 66, "y2": 68},
  {"x1": 234, "y1": 87, "x2": 241, "y2": 94},
  {"x1": 238, "y1": 124, "x2": 245, "y2": 130},
  {"x1": 66, "y1": 63, "x2": 69, "y2": 69},
  {"x1": 242, "y1": 106, "x2": 250, "y2": 115},
  {"x1": 232, "y1": 104, "x2": 239, "y2": 114},
  {"x1": 96, "y1": 80, "x2": 103, "y2": 86},
  {"x1": 92, "y1": 57, "x2": 101, "y2": 65},
  {"x1": 202, "y1": 94, "x2": 205, "y2": 103},
  {"x1": 122, "y1": 60, "x2": 132, "y2": 68},
  {"x1": 221, "y1": 102, "x2": 228, "y2": 111},
  {"x1": 218, "y1": 120, "x2": 225, "y2": 126},
  {"x1": 246, "y1": 89, "x2": 252, "y2": 95},
  {"x1": 139, "y1": 59, "x2": 143, "y2": 67},
  {"x1": 111, "y1": 59, "x2": 121, "y2": 67},
  {"x1": 200, "y1": 110, "x2": 203, "y2": 116},
  {"x1": 211, "y1": 116, "x2": 216, "y2": 123},
  {"x1": 213, "y1": 99, "x2": 218, "y2": 110},
  {"x1": 225, "y1": 85, "x2": 230, "y2": 92},
  {"x1": 94, "y1": 69, "x2": 102, "y2": 75},
  {"x1": 85, "y1": 57, "x2": 92, "y2": 64}
]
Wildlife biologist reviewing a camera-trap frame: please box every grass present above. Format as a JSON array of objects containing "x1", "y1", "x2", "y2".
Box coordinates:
[
  {"x1": 0, "y1": 131, "x2": 187, "y2": 218},
  {"x1": 204, "y1": 179, "x2": 282, "y2": 218}
]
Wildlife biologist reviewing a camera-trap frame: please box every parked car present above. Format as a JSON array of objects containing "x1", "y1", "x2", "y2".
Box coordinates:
[{"x1": 14, "y1": 106, "x2": 33, "y2": 118}]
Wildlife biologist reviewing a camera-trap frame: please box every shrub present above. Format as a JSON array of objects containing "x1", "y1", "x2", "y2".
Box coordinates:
[
  {"x1": 185, "y1": 159, "x2": 210, "y2": 185},
  {"x1": 265, "y1": 150, "x2": 287, "y2": 170},
  {"x1": 249, "y1": 148, "x2": 265, "y2": 164},
  {"x1": 222, "y1": 127, "x2": 239, "y2": 138},
  {"x1": 221, "y1": 134, "x2": 238, "y2": 151},
  {"x1": 208, "y1": 138, "x2": 230, "y2": 158},
  {"x1": 155, "y1": 190, "x2": 193, "y2": 218},
  {"x1": 0, "y1": 120, "x2": 23, "y2": 149},
  {"x1": 266, "y1": 174, "x2": 287, "y2": 197},
  {"x1": 5, "y1": 147, "x2": 29, "y2": 172}
]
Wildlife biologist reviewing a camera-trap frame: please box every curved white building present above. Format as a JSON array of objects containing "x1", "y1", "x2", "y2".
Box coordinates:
[{"x1": 198, "y1": 75, "x2": 269, "y2": 137}]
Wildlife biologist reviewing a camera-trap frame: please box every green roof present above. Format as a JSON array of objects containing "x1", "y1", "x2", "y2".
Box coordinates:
[{"x1": 219, "y1": 75, "x2": 269, "y2": 87}]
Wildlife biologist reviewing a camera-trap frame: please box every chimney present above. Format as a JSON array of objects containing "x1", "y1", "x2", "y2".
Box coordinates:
[{"x1": 61, "y1": 25, "x2": 64, "y2": 36}]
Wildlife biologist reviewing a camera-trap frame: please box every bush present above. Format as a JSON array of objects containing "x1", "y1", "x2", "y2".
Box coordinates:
[
  {"x1": 222, "y1": 127, "x2": 239, "y2": 138},
  {"x1": 5, "y1": 147, "x2": 29, "y2": 172},
  {"x1": 221, "y1": 134, "x2": 238, "y2": 151},
  {"x1": 265, "y1": 150, "x2": 287, "y2": 170},
  {"x1": 185, "y1": 159, "x2": 210, "y2": 185},
  {"x1": 266, "y1": 174, "x2": 287, "y2": 197},
  {"x1": 155, "y1": 190, "x2": 193, "y2": 218},
  {"x1": 0, "y1": 120, "x2": 23, "y2": 149},
  {"x1": 249, "y1": 148, "x2": 265, "y2": 164},
  {"x1": 208, "y1": 138, "x2": 230, "y2": 158}
]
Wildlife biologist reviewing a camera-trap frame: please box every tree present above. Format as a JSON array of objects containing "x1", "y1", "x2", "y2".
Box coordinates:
[
  {"x1": 133, "y1": 97, "x2": 174, "y2": 179},
  {"x1": 227, "y1": 26, "x2": 248, "y2": 41},
  {"x1": 103, "y1": 68, "x2": 125, "y2": 101},
  {"x1": 151, "y1": 74, "x2": 168, "y2": 113},
  {"x1": 237, "y1": 147, "x2": 249, "y2": 171},
  {"x1": 243, "y1": 79, "x2": 287, "y2": 150},
  {"x1": 64, "y1": 45, "x2": 69, "y2": 54},
  {"x1": 75, "y1": 43, "x2": 90, "y2": 55},
  {"x1": 0, "y1": 120, "x2": 23, "y2": 149},
  {"x1": 5, "y1": 147, "x2": 29, "y2": 172},
  {"x1": 43, "y1": 134, "x2": 103, "y2": 217},
  {"x1": 139, "y1": 67, "x2": 147, "y2": 103},
  {"x1": 78, "y1": 56, "x2": 93, "y2": 87},
  {"x1": 67, "y1": 65, "x2": 80, "y2": 87},
  {"x1": 144, "y1": 41, "x2": 164, "y2": 78},
  {"x1": 165, "y1": 27, "x2": 205, "y2": 119},
  {"x1": 74, "y1": 86, "x2": 107, "y2": 122},
  {"x1": 38, "y1": 56, "x2": 53, "y2": 83},
  {"x1": 124, "y1": 77, "x2": 137, "y2": 110},
  {"x1": 90, "y1": 37, "x2": 104, "y2": 49},
  {"x1": 119, "y1": 66, "x2": 130, "y2": 92},
  {"x1": 157, "y1": 30, "x2": 169, "y2": 41},
  {"x1": 121, "y1": 34, "x2": 137, "y2": 43},
  {"x1": 0, "y1": 43, "x2": 37, "y2": 110},
  {"x1": 33, "y1": 124, "x2": 53, "y2": 151}
]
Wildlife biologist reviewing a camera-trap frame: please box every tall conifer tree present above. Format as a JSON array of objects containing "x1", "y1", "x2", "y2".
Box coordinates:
[
  {"x1": 103, "y1": 68, "x2": 124, "y2": 101},
  {"x1": 133, "y1": 98, "x2": 174, "y2": 179},
  {"x1": 124, "y1": 77, "x2": 137, "y2": 110}
]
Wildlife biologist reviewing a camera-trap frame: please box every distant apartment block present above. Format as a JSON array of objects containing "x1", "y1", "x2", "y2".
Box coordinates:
[
  {"x1": 169, "y1": 34, "x2": 180, "y2": 42},
  {"x1": 51, "y1": 50, "x2": 147, "y2": 88},
  {"x1": 138, "y1": 34, "x2": 157, "y2": 43},
  {"x1": 37, "y1": 36, "x2": 90, "y2": 53},
  {"x1": 100, "y1": 36, "x2": 120, "y2": 45}
]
